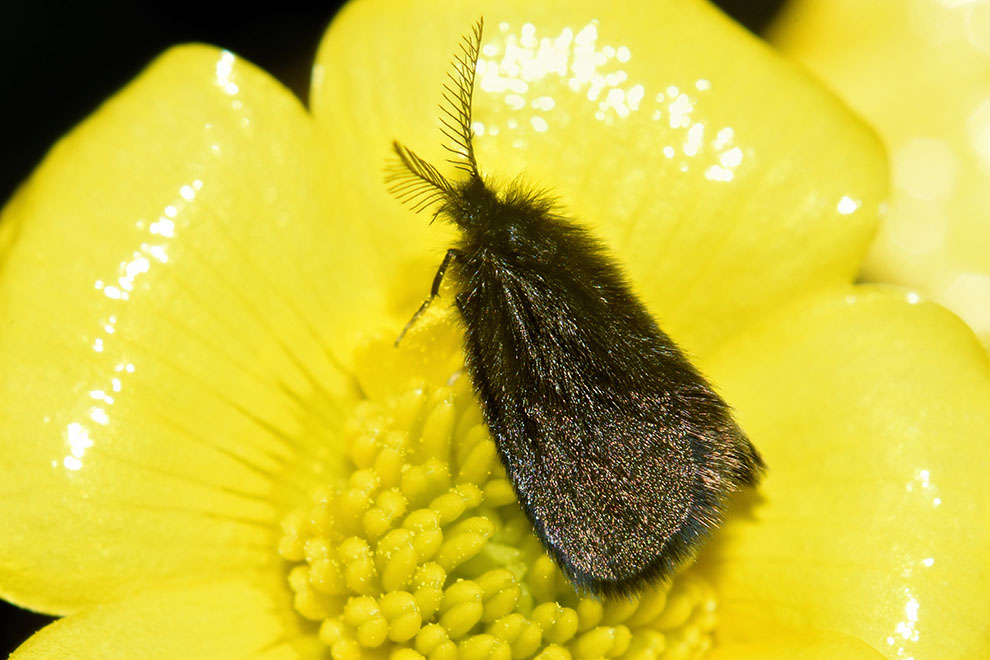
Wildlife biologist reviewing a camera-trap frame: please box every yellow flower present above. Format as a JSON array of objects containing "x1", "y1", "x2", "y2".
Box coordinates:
[
  {"x1": 771, "y1": 0, "x2": 990, "y2": 347},
  {"x1": 1, "y1": 1, "x2": 987, "y2": 659}
]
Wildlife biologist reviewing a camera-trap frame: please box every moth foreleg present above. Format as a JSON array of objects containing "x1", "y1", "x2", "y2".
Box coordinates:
[{"x1": 395, "y1": 248, "x2": 462, "y2": 346}]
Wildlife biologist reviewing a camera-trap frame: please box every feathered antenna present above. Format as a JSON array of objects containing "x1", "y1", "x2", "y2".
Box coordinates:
[
  {"x1": 385, "y1": 141, "x2": 455, "y2": 213},
  {"x1": 439, "y1": 17, "x2": 483, "y2": 177},
  {"x1": 385, "y1": 18, "x2": 484, "y2": 213}
]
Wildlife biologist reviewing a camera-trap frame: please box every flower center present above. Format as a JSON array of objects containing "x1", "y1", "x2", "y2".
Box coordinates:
[{"x1": 278, "y1": 323, "x2": 719, "y2": 659}]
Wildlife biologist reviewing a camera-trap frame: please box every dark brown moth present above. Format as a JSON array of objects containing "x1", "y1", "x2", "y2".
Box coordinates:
[{"x1": 387, "y1": 18, "x2": 763, "y2": 597}]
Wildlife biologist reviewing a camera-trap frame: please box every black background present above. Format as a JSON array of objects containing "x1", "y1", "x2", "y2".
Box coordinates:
[{"x1": 1, "y1": 0, "x2": 783, "y2": 653}]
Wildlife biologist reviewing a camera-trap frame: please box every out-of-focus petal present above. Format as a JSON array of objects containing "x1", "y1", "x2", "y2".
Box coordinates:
[
  {"x1": 311, "y1": 0, "x2": 886, "y2": 355},
  {"x1": 771, "y1": 0, "x2": 990, "y2": 346},
  {"x1": 11, "y1": 577, "x2": 318, "y2": 660},
  {"x1": 0, "y1": 45, "x2": 356, "y2": 615},
  {"x1": 709, "y1": 630, "x2": 887, "y2": 660},
  {"x1": 702, "y1": 286, "x2": 990, "y2": 659}
]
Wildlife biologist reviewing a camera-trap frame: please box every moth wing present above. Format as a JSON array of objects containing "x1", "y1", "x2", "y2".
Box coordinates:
[{"x1": 459, "y1": 250, "x2": 761, "y2": 596}]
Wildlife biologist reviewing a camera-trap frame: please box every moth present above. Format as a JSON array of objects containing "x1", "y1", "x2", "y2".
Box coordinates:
[{"x1": 387, "y1": 18, "x2": 764, "y2": 597}]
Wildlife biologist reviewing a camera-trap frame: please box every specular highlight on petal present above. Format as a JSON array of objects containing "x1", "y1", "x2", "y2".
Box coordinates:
[
  {"x1": 312, "y1": 0, "x2": 886, "y2": 356},
  {"x1": 0, "y1": 44, "x2": 360, "y2": 614}
]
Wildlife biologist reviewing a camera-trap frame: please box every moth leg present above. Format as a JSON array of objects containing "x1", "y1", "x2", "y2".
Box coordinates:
[{"x1": 395, "y1": 248, "x2": 462, "y2": 346}]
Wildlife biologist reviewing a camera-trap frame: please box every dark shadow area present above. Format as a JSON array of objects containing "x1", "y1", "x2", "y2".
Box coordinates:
[
  {"x1": 2, "y1": 4, "x2": 344, "y2": 204},
  {"x1": 2, "y1": 1, "x2": 784, "y2": 203}
]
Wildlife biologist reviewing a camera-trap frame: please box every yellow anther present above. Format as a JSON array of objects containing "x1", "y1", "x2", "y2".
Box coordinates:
[
  {"x1": 420, "y1": 389, "x2": 456, "y2": 460},
  {"x1": 350, "y1": 468, "x2": 381, "y2": 493},
  {"x1": 391, "y1": 649, "x2": 427, "y2": 660},
  {"x1": 456, "y1": 430, "x2": 497, "y2": 485},
  {"x1": 412, "y1": 562, "x2": 447, "y2": 619},
  {"x1": 533, "y1": 644, "x2": 572, "y2": 660},
  {"x1": 320, "y1": 618, "x2": 364, "y2": 660},
  {"x1": 376, "y1": 445, "x2": 407, "y2": 488},
  {"x1": 375, "y1": 529, "x2": 412, "y2": 554},
  {"x1": 330, "y1": 639, "x2": 363, "y2": 660},
  {"x1": 339, "y1": 536, "x2": 381, "y2": 596},
  {"x1": 376, "y1": 529, "x2": 419, "y2": 592},
  {"x1": 339, "y1": 493, "x2": 374, "y2": 533},
  {"x1": 403, "y1": 509, "x2": 444, "y2": 561},
  {"x1": 447, "y1": 516, "x2": 495, "y2": 538},
  {"x1": 318, "y1": 616, "x2": 347, "y2": 645},
  {"x1": 338, "y1": 536, "x2": 372, "y2": 562},
  {"x1": 381, "y1": 590, "x2": 423, "y2": 642},
  {"x1": 343, "y1": 594, "x2": 379, "y2": 624},
  {"x1": 625, "y1": 587, "x2": 669, "y2": 627},
  {"x1": 476, "y1": 541, "x2": 526, "y2": 578},
  {"x1": 601, "y1": 593, "x2": 639, "y2": 625},
  {"x1": 440, "y1": 579, "x2": 484, "y2": 609},
  {"x1": 379, "y1": 488, "x2": 409, "y2": 518},
  {"x1": 574, "y1": 598, "x2": 603, "y2": 632},
  {"x1": 287, "y1": 564, "x2": 310, "y2": 592},
  {"x1": 278, "y1": 534, "x2": 305, "y2": 562},
  {"x1": 652, "y1": 576, "x2": 698, "y2": 631},
  {"x1": 487, "y1": 613, "x2": 543, "y2": 658},
  {"x1": 440, "y1": 579, "x2": 484, "y2": 638},
  {"x1": 693, "y1": 602, "x2": 717, "y2": 633},
  {"x1": 364, "y1": 488, "x2": 409, "y2": 540},
  {"x1": 531, "y1": 603, "x2": 579, "y2": 645},
  {"x1": 452, "y1": 394, "x2": 483, "y2": 434},
  {"x1": 570, "y1": 625, "x2": 631, "y2": 659},
  {"x1": 435, "y1": 524, "x2": 494, "y2": 572},
  {"x1": 343, "y1": 595, "x2": 389, "y2": 648},
  {"x1": 416, "y1": 623, "x2": 457, "y2": 660},
  {"x1": 475, "y1": 569, "x2": 520, "y2": 622},
  {"x1": 623, "y1": 630, "x2": 666, "y2": 660},
  {"x1": 348, "y1": 426, "x2": 383, "y2": 468},
  {"x1": 402, "y1": 458, "x2": 453, "y2": 506},
  {"x1": 310, "y1": 557, "x2": 348, "y2": 595},
  {"x1": 431, "y1": 483, "x2": 484, "y2": 525},
  {"x1": 458, "y1": 634, "x2": 512, "y2": 660},
  {"x1": 528, "y1": 555, "x2": 561, "y2": 603},
  {"x1": 403, "y1": 508, "x2": 441, "y2": 533},
  {"x1": 309, "y1": 499, "x2": 336, "y2": 537},
  {"x1": 344, "y1": 559, "x2": 380, "y2": 596},
  {"x1": 482, "y1": 478, "x2": 516, "y2": 507},
  {"x1": 293, "y1": 577, "x2": 338, "y2": 622},
  {"x1": 304, "y1": 537, "x2": 333, "y2": 563},
  {"x1": 390, "y1": 381, "x2": 429, "y2": 431}
]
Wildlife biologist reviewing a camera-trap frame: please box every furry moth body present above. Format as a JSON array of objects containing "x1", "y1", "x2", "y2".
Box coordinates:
[{"x1": 387, "y1": 18, "x2": 764, "y2": 597}]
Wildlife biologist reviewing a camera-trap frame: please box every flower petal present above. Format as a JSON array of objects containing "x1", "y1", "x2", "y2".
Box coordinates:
[
  {"x1": 0, "y1": 46, "x2": 355, "y2": 613},
  {"x1": 311, "y1": 0, "x2": 886, "y2": 354},
  {"x1": 702, "y1": 287, "x2": 990, "y2": 658},
  {"x1": 771, "y1": 0, "x2": 990, "y2": 346},
  {"x1": 11, "y1": 576, "x2": 317, "y2": 660},
  {"x1": 709, "y1": 630, "x2": 887, "y2": 660}
]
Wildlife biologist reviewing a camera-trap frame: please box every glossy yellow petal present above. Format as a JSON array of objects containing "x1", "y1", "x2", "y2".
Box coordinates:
[
  {"x1": 11, "y1": 576, "x2": 317, "y2": 660},
  {"x1": 771, "y1": 0, "x2": 990, "y2": 346},
  {"x1": 312, "y1": 0, "x2": 886, "y2": 355},
  {"x1": 701, "y1": 287, "x2": 990, "y2": 659},
  {"x1": 709, "y1": 630, "x2": 887, "y2": 660},
  {"x1": 0, "y1": 46, "x2": 356, "y2": 614}
]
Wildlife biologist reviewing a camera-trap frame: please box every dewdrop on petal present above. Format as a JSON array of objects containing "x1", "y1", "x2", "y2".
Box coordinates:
[{"x1": 278, "y1": 321, "x2": 721, "y2": 659}]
